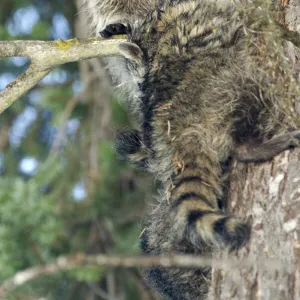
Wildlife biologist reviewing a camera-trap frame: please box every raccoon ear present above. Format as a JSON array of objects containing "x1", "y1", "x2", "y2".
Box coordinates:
[{"x1": 118, "y1": 42, "x2": 143, "y2": 64}]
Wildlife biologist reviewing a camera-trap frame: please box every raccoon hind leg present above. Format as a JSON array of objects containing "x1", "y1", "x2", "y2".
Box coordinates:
[{"x1": 235, "y1": 129, "x2": 300, "y2": 163}]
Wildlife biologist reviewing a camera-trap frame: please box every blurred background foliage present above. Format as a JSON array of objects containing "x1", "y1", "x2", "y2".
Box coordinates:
[{"x1": 0, "y1": 0, "x2": 157, "y2": 299}]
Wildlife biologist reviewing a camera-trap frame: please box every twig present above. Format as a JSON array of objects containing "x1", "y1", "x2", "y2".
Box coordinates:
[
  {"x1": 50, "y1": 73, "x2": 97, "y2": 153},
  {"x1": 88, "y1": 283, "x2": 122, "y2": 300},
  {"x1": 127, "y1": 270, "x2": 158, "y2": 300},
  {"x1": 0, "y1": 124, "x2": 9, "y2": 151},
  {"x1": 0, "y1": 66, "x2": 52, "y2": 114},
  {"x1": 0, "y1": 252, "x2": 285, "y2": 297},
  {"x1": 0, "y1": 36, "x2": 126, "y2": 114}
]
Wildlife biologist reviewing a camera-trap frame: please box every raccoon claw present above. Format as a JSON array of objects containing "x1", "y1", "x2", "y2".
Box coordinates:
[{"x1": 100, "y1": 23, "x2": 129, "y2": 38}]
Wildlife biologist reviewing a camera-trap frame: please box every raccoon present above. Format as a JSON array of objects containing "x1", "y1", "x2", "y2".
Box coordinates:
[
  {"x1": 82, "y1": 0, "x2": 300, "y2": 299},
  {"x1": 81, "y1": 0, "x2": 160, "y2": 113},
  {"x1": 81, "y1": 0, "x2": 157, "y2": 34}
]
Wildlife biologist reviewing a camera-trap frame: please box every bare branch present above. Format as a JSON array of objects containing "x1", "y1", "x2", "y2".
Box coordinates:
[
  {"x1": 0, "y1": 37, "x2": 126, "y2": 64},
  {"x1": 0, "y1": 65, "x2": 52, "y2": 114},
  {"x1": 0, "y1": 36, "x2": 126, "y2": 114},
  {"x1": 0, "y1": 253, "x2": 285, "y2": 297}
]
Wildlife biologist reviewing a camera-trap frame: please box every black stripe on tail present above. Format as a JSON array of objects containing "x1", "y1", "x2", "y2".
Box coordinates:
[{"x1": 169, "y1": 164, "x2": 250, "y2": 250}]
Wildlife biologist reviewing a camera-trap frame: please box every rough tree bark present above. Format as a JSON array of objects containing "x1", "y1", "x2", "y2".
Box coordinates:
[
  {"x1": 211, "y1": 149, "x2": 300, "y2": 299},
  {"x1": 210, "y1": 1, "x2": 300, "y2": 299}
]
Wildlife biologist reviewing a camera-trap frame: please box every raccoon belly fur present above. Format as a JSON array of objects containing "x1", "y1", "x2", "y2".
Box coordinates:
[{"x1": 83, "y1": 0, "x2": 299, "y2": 299}]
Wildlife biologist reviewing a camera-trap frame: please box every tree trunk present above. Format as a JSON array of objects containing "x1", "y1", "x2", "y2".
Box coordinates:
[
  {"x1": 210, "y1": 2, "x2": 300, "y2": 298},
  {"x1": 210, "y1": 149, "x2": 300, "y2": 299}
]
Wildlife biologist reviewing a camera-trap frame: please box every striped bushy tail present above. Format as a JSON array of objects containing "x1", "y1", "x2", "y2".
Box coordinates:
[{"x1": 169, "y1": 154, "x2": 250, "y2": 250}]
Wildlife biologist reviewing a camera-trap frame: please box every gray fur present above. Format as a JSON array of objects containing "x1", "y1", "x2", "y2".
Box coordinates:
[{"x1": 82, "y1": 0, "x2": 300, "y2": 299}]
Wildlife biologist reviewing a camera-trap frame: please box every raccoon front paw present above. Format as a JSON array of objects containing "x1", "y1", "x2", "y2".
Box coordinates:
[
  {"x1": 100, "y1": 23, "x2": 129, "y2": 38},
  {"x1": 115, "y1": 130, "x2": 142, "y2": 159},
  {"x1": 213, "y1": 216, "x2": 251, "y2": 251},
  {"x1": 115, "y1": 130, "x2": 150, "y2": 169}
]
